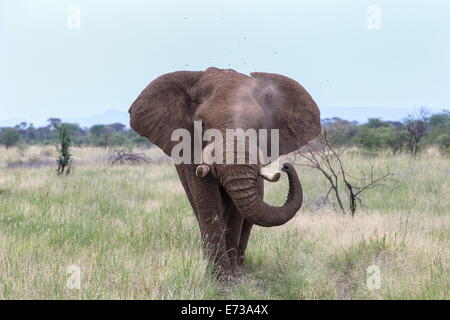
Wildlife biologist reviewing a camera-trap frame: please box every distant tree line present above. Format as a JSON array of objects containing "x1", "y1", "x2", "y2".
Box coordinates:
[
  {"x1": 0, "y1": 117, "x2": 150, "y2": 148},
  {"x1": 1, "y1": 109, "x2": 449, "y2": 154},
  {"x1": 322, "y1": 109, "x2": 450, "y2": 155}
]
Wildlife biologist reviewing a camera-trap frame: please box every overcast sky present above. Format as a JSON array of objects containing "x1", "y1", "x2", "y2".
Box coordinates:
[{"x1": 1, "y1": 0, "x2": 449, "y2": 125}]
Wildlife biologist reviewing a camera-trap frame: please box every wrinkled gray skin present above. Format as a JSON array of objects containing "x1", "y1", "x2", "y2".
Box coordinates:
[{"x1": 129, "y1": 67, "x2": 321, "y2": 279}]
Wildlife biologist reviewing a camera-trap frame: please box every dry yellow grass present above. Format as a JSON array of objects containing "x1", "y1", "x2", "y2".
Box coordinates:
[{"x1": 0, "y1": 145, "x2": 448, "y2": 299}]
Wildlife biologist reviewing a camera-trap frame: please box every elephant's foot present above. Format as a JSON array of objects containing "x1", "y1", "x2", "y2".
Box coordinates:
[
  {"x1": 211, "y1": 253, "x2": 243, "y2": 282},
  {"x1": 235, "y1": 255, "x2": 246, "y2": 274},
  {"x1": 214, "y1": 250, "x2": 246, "y2": 280},
  {"x1": 205, "y1": 244, "x2": 235, "y2": 282},
  {"x1": 215, "y1": 268, "x2": 234, "y2": 283},
  {"x1": 233, "y1": 265, "x2": 244, "y2": 278}
]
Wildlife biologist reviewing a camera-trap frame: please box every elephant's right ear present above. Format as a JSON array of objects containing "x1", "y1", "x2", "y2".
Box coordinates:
[
  {"x1": 129, "y1": 71, "x2": 204, "y2": 156},
  {"x1": 250, "y1": 72, "x2": 321, "y2": 156}
]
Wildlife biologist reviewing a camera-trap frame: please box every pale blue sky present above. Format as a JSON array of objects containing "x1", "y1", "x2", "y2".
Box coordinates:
[{"x1": 1, "y1": 0, "x2": 449, "y2": 125}]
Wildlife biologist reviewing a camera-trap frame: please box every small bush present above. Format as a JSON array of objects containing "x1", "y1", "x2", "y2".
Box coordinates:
[{"x1": 56, "y1": 124, "x2": 72, "y2": 175}]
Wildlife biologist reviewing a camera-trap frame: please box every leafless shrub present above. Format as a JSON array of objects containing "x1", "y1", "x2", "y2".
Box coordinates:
[
  {"x1": 152, "y1": 154, "x2": 173, "y2": 164},
  {"x1": 297, "y1": 131, "x2": 393, "y2": 216},
  {"x1": 108, "y1": 148, "x2": 151, "y2": 165}
]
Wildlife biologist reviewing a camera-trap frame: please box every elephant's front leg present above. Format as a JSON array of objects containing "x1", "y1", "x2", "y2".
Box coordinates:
[
  {"x1": 198, "y1": 208, "x2": 233, "y2": 279},
  {"x1": 176, "y1": 165, "x2": 233, "y2": 279}
]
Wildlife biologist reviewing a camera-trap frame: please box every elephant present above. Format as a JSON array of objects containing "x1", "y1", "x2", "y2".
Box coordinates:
[{"x1": 129, "y1": 67, "x2": 320, "y2": 280}]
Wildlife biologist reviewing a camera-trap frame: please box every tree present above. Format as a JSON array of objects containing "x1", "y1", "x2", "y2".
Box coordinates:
[
  {"x1": 404, "y1": 107, "x2": 429, "y2": 156},
  {"x1": 0, "y1": 128, "x2": 21, "y2": 148},
  {"x1": 365, "y1": 118, "x2": 390, "y2": 128},
  {"x1": 47, "y1": 118, "x2": 62, "y2": 128},
  {"x1": 25, "y1": 123, "x2": 37, "y2": 141},
  {"x1": 14, "y1": 122, "x2": 28, "y2": 130},
  {"x1": 109, "y1": 133, "x2": 127, "y2": 146},
  {"x1": 89, "y1": 124, "x2": 112, "y2": 148},
  {"x1": 109, "y1": 122, "x2": 126, "y2": 132},
  {"x1": 356, "y1": 126, "x2": 406, "y2": 152},
  {"x1": 321, "y1": 117, "x2": 359, "y2": 147},
  {"x1": 424, "y1": 110, "x2": 450, "y2": 151},
  {"x1": 62, "y1": 123, "x2": 87, "y2": 145}
]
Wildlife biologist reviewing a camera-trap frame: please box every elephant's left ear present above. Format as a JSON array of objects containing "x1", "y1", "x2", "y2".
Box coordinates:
[
  {"x1": 129, "y1": 71, "x2": 204, "y2": 156},
  {"x1": 250, "y1": 72, "x2": 321, "y2": 156}
]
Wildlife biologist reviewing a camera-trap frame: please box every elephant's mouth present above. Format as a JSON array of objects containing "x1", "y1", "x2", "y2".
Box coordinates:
[
  {"x1": 196, "y1": 162, "x2": 280, "y2": 182},
  {"x1": 195, "y1": 140, "x2": 281, "y2": 181}
]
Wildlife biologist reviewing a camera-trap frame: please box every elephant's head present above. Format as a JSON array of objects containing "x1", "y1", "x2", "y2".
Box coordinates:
[{"x1": 129, "y1": 67, "x2": 320, "y2": 227}]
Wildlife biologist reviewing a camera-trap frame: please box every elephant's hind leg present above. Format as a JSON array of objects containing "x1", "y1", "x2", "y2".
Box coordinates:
[
  {"x1": 222, "y1": 195, "x2": 244, "y2": 274},
  {"x1": 237, "y1": 219, "x2": 253, "y2": 270}
]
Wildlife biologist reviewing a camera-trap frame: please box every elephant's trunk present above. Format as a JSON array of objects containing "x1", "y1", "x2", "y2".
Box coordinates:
[{"x1": 218, "y1": 163, "x2": 303, "y2": 227}]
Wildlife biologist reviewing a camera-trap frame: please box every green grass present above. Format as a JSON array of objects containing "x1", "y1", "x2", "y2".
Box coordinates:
[{"x1": 0, "y1": 146, "x2": 448, "y2": 299}]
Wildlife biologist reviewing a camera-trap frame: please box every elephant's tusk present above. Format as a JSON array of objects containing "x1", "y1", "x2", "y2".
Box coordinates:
[
  {"x1": 195, "y1": 164, "x2": 211, "y2": 178},
  {"x1": 260, "y1": 167, "x2": 281, "y2": 182}
]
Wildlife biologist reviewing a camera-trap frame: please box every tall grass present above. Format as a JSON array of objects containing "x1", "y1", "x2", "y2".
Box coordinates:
[{"x1": 0, "y1": 146, "x2": 448, "y2": 299}]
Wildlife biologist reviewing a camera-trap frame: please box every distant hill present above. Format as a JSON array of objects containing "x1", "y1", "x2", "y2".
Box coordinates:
[
  {"x1": 0, "y1": 118, "x2": 28, "y2": 127},
  {"x1": 0, "y1": 110, "x2": 130, "y2": 128},
  {"x1": 66, "y1": 110, "x2": 130, "y2": 127},
  {"x1": 319, "y1": 107, "x2": 421, "y2": 123}
]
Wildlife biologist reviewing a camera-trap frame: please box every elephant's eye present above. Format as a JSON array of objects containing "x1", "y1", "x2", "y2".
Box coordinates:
[{"x1": 191, "y1": 97, "x2": 201, "y2": 107}]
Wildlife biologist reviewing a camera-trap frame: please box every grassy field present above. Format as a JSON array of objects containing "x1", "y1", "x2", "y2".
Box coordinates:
[{"x1": 0, "y1": 145, "x2": 448, "y2": 299}]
